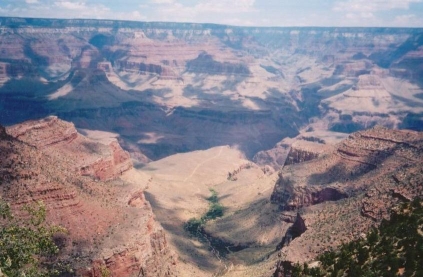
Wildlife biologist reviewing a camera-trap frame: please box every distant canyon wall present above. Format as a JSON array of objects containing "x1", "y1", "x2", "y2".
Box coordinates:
[{"x1": 0, "y1": 17, "x2": 422, "y2": 160}]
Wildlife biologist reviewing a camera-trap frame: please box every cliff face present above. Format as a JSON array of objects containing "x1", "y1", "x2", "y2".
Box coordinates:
[
  {"x1": 270, "y1": 173, "x2": 348, "y2": 211},
  {"x1": 6, "y1": 116, "x2": 133, "y2": 181},
  {"x1": 0, "y1": 119, "x2": 177, "y2": 276},
  {"x1": 271, "y1": 126, "x2": 423, "y2": 264},
  {"x1": 271, "y1": 126, "x2": 423, "y2": 212},
  {"x1": 1, "y1": 17, "x2": 422, "y2": 161},
  {"x1": 254, "y1": 131, "x2": 348, "y2": 169}
]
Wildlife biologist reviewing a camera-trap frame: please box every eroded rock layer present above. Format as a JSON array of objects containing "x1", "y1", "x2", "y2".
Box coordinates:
[
  {"x1": 1, "y1": 18, "x2": 423, "y2": 161},
  {"x1": 7, "y1": 116, "x2": 133, "y2": 181},
  {"x1": 0, "y1": 120, "x2": 176, "y2": 276},
  {"x1": 270, "y1": 126, "x2": 423, "y2": 265}
]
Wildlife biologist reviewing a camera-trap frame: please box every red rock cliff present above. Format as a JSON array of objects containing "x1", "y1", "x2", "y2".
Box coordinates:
[
  {"x1": 1, "y1": 121, "x2": 177, "y2": 276},
  {"x1": 7, "y1": 116, "x2": 133, "y2": 181}
]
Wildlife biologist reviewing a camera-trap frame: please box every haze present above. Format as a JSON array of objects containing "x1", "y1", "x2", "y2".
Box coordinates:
[{"x1": 1, "y1": 0, "x2": 423, "y2": 27}]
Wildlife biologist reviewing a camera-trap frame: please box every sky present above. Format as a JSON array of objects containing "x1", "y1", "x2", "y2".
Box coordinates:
[{"x1": 0, "y1": 0, "x2": 423, "y2": 27}]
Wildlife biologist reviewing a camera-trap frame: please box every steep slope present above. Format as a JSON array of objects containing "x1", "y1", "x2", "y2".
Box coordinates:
[
  {"x1": 0, "y1": 119, "x2": 177, "y2": 276},
  {"x1": 268, "y1": 126, "x2": 423, "y2": 271},
  {"x1": 254, "y1": 131, "x2": 349, "y2": 169},
  {"x1": 277, "y1": 199, "x2": 423, "y2": 276},
  {"x1": 6, "y1": 116, "x2": 132, "y2": 181}
]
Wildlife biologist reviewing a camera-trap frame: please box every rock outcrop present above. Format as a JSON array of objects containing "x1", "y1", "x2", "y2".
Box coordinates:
[
  {"x1": 272, "y1": 126, "x2": 423, "y2": 265},
  {"x1": 254, "y1": 131, "x2": 348, "y2": 169},
  {"x1": 271, "y1": 126, "x2": 423, "y2": 211},
  {"x1": 271, "y1": 173, "x2": 348, "y2": 211},
  {"x1": 284, "y1": 140, "x2": 328, "y2": 166},
  {"x1": 7, "y1": 116, "x2": 133, "y2": 181},
  {"x1": 0, "y1": 124, "x2": 8, "y2": 138},
  {"x1": 277, "y1": 213, "x2": 307, "y2": 249},
  {"x1": 0, "y1": 121, "x2": 177, "y2": 276}
]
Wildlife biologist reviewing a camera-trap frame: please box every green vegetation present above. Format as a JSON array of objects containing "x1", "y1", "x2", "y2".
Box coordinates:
[
  {"x1": 292, "y1": 198, "x2": 423, "y2": 277},
  {"x1": 184, "y1": 189, "x2": 224, "y2": 237},
  {"x1": 0, "y1": 200, "x2": 67, "y2": 277}
]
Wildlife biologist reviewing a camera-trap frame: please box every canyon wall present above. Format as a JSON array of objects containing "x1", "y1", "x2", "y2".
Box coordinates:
[
  {"x1": 270, "y1": 126, "x2": 423, "y2": 265},
  {"x1": 6, "y1": 116, "x2": 133, "y2": 181},
  {"x1": 1, "y1": 119, "x2": 177, "y2": 276},
  {"x1": 0, "y1": 17, "x2": 422, "y2": 160}
]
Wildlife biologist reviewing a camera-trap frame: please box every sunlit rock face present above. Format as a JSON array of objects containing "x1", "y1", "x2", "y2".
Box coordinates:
[
  {"x1": 6, "y1": 116, "x2": 133, "y2": 181},
  {"x1": 1, "y1": 118, "x2": 177, "y2": 276},
  {"x1": 268, "y1": 126, "x2": 423, "y2": 267},
  {"x1": 1, "y1": 17, "x2": 422, "y2": 160}
]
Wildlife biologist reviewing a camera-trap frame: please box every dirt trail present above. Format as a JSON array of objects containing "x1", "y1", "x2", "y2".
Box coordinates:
[{"x1": 184, "y1": 146, "x2": 224, "y2": 182}]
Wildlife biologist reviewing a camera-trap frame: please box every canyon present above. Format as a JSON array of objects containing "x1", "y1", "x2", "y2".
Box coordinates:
[
  {"x1": 1, "y1": 18, "x2": 423, "y2": 161},
  {"x1": 0, "y1": 16, "x2": 423, "y2": 276}
]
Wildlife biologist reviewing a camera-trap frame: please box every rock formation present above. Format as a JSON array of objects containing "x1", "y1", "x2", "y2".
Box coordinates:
[
  {"x1": 1, "y1": 17, "x2": 422, "y2": 161},
  {"x1": 0, "y1": 120, "x2": 177, "y2": 276},
  {"x1": 270, "y1": 173, "x2": 348, "y2": 211},
  {"x1": 277, "y1": 213, "x2": 307, "y2": 249},
  {"x1": 284, "y1": 139, "x2": 331, "y2": 166},
  {"x1": 271, "y1": 126, "x2": 423, "y2": 265},
  {"x1": 254, "y1": 131, "x2": 348, "y2": 169},
  {"x1": 6, "y1": 116, "x2": 133, "y2": 181}
]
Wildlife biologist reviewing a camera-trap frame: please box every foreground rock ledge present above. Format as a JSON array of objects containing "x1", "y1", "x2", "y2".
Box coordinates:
[{"x1": 1, "y1": 118, "x2": 177, "y2": 276}]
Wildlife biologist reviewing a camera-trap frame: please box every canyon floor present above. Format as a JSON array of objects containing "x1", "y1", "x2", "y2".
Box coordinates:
[{"x1": 140, "y1": 146, "x2": 281, "y2": 276}]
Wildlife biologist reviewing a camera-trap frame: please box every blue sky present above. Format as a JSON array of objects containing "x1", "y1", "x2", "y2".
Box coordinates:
[{"x1": 0, "y1": 0, "x2": 422, "y2": 27}]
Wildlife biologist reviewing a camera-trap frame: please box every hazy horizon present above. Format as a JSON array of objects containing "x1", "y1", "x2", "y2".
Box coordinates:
[{"x1": 1, "y1": 0, "x2": 423, "y2": 28}]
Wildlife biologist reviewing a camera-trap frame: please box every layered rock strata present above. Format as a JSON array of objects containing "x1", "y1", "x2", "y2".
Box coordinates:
[
  {"x1": 1, "y1": 18, "x2": 423, "y2": 162},
  {"x1": 271, "y1": 126, "x2": 423, "y2": 265},
  {"x1": 1, "y1": 120, "x2": 176, "y2": 276},
  {"x1": 7, "y1": 116, "x2": 132, "y2": 181}
]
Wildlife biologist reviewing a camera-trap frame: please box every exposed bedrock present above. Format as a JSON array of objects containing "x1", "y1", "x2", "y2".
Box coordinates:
[
  {"x1": 7, "y1": 116, "x2": 133, "y2": 181},
  {"x1": 277, "y1": 213, "x2": 307, "y2": 249},
  {"x1": 270, "y1": 127, "x2": 423, "y2": 271},
  {"x1": 0, "y1": 122, "x2": 177, "y2": 276},
  {"x1": 273, "y1": 260, "x2": 295, "y2": 277},
  {"x1": 270, "y1": 173, "x2": 348, "y2": 211},
  {"x1": 254, "y1": 132, "x2": 347, "y2": 169},
  {"x1": 271, "y1": 126, "x2": 423, "y2": 214},
  {"x1": 284, "y1": 145, "x2": 321, "y2": 166},
  {"x1": 185, "y1": 52, "x2": 251, "y2": 75},
  {"x1": 0, "y1": 124, "x2": 8, "y2": 138},
  {"x1": 6, "y1": 115, "x2": 78, "y2": 148},
  {"x1": 1, "y1": 19, "x2": 423, "y2": 165}
]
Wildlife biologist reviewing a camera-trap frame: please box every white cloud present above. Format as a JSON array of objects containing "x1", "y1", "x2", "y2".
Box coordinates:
[
  {"x1": 0, "y1": 1, "x2": 145, "y2": 22},
  {"x1": 54, "y1": 1, "x2": 87, "y2": 10},
  {"x1": 196, "y1": 0, "x2": 256, "y2": 13},
  {"x1": 26, "y1": 0, "x2": 39, "y2": 4},
  {"x1": 149, "y1": 0, "x2": 257, "y2": 24},
  {"x1": 393, "y1": 14, "x2": 423, "y2": 26},
  {"x1": 151, "y1": 0, "x2": 176, "y2": 4},
  {"x1": 346, "y1": 12, "x2": 374, "y2": 19},
  {"x1": 333, "y1": 0, "x2": 422, "y2": 12}
]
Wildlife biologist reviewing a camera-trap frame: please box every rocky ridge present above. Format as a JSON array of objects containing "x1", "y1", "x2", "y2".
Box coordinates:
[
  {"x1": 0, "y1": 118, "x2": 177, "y2": 276},
  {"x1": 270, "y1": 126, "x2": 423, "y2": 266},
  {"x1": 254, "y1": 131, "x2": 348, "y2": 169},
  {"x1": 6, "y1": 116, "x2": 133, "y2": 181}
]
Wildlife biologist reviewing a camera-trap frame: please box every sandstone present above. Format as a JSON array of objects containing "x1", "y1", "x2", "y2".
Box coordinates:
[
  {"x1": 7, "y1": 116, "x2": 133, "y2": 181},
  {"x1": 0, "y1": 121, "x2": 177, "y2": 276},
  {"x1": 272, "y1": 126, "x2": 423, "y2": 265},
  {"x1": 284, "y1": 140, "x2": 326, "y2": 166},
  {"x1": 254, "y1": 131, "x2": 347, "y2": 169}
]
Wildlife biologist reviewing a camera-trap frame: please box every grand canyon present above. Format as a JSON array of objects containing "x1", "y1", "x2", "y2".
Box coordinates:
[{"x1": 0, "y1": 16, "x2": 423, "y2": 276}]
